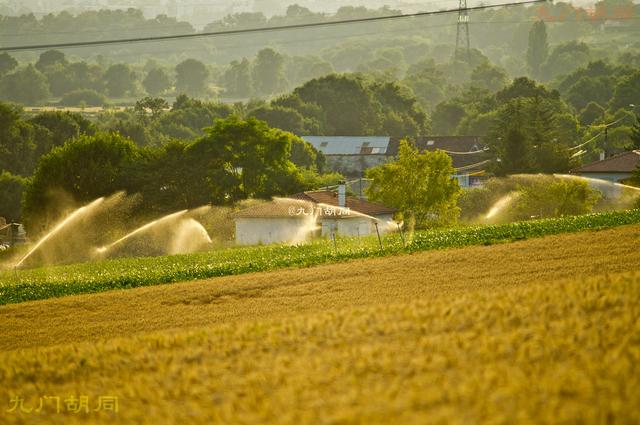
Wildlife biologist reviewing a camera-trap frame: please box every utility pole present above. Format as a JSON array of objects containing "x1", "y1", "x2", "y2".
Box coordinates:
[{"x1": 455, "y1": 0, "x2": 470, "y2": 61}]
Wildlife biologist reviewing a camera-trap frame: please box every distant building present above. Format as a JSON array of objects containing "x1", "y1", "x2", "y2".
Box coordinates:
[
  {"x1": 570, "y1": 150, "x2": 640, "y2": 183},
  {"x1": 234, "y1": 184, "x2": 396, "y2": 246},
  {"x1": 302, "y1": 135, "x2": 489, "y2": 188}
]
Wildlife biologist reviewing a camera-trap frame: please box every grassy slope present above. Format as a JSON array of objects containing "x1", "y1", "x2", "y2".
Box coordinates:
[
  {"x1": 2, "y1": 209, "x2": 640, "y2": 306},
  {"x1": 0, "y1": 226, "x2": 639, "y2": 424}
]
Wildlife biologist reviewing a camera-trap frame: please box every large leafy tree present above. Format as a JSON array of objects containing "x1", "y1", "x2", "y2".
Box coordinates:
[
  {"x1": 23, "y1": 132, "x2": 140, "y2": 232},
  {"x1": 366, "y1": 140, "x2": 460, "y2": 229},
  {"x1": 104, "y1": 64, "x2": 136, "y2": 97},
  {"x1": 610, "y1": 71, "x2": 640, "y2": 112},
  {"x1": 175, "y1": 59, "x2": 209, "y2": 97},
  {"x1": 187, "y1": 116, "x2": 305, "y2": 202},
  {"x1": 0, "y1": 65, "x2": 51, "y2": 105},
  {"x1": 526, "y1": 20, "x2": 548, "y2": 80},
  {"x1": 35, "y1": 50, "x2": 67, "y2": 72},
  {"x1": 0, "y1": 53, "x2": 18, "y2": 76},
  {"x1": 29, "y1": 111, "x2": 95, "y2": 148},
  {"x1": 488, "y1": 97, "x2": 572, "y2": 176},
  {"x1": 470, "y1": 62, "x2": 508, "y2": 93},
  {"x1": 252, "y1": 48, "x2": 287, "y2": 96},
  {"x1": 221, "y1": 58, "x2": 253, "y2": 98},
  {"x1": 275, "y1": 74, "x2": 428, "y2": 137},
  {"x1": 0, "y1": 171, "x2": 27, "y2": 222},
  {"x1": 0, "y1": 103, "x2": 51, "y2": 176},
  {"x1": 143, "y1": 68, "x2": 172, "y2": 97}
]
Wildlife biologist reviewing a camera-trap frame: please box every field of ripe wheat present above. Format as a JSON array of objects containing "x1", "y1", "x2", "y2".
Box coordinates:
[{"x1": 0, "y1": 225, "x2": 639, "y2": 424}]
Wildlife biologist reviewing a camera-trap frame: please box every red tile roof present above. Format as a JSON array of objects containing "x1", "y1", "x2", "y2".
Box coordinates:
[
  {"x1": 290, "y1": 191, "x2": 396, "y2": 216},
  {"x1": 571, "y1": 150, "x2": 640, "y2": 173},
  {"x1": 235, "y1": 191, "x2": 396, "y2": 219}
]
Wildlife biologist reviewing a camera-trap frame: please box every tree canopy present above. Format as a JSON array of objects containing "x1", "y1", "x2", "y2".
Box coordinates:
[{"x1": 366, "y1": 140, "x2": 460, "y2": 229}]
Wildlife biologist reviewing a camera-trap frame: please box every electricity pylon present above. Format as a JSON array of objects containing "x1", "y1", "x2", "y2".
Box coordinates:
[{"x1": 455, "y1": 0, "x2": 470, "y2": 61}]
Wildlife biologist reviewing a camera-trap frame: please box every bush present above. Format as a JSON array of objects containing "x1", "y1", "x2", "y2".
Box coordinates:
[
  {"x1": 59, "y1": 89, "x2": 106, "y2": 107},
  {"x1": 458, "y1": 176, "x2": 602, "y2": 222},
  {"x1": 0, "y1": 171, "x2": 27, "y2": 222}
]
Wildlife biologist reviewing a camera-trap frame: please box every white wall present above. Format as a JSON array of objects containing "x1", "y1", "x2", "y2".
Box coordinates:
[
  {"x1": 321, "y1": 214, "x2": 395, "y2": 238},
  {"x1": 235, "y1": 217, "x2": 313, "y2": 246}
]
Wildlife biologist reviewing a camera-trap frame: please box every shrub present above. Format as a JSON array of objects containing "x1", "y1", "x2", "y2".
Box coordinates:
[{"x1": 59, "y1": 89, "x2": 106, "y2": 107}]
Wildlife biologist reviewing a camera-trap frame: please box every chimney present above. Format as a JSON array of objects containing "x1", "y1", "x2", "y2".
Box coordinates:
[
  {"x1": 338, "y1": 181, "x2": 346, "y2": 208},
  {"x1": 599, "y1": 151, "x2": 606, "y2": 161}
]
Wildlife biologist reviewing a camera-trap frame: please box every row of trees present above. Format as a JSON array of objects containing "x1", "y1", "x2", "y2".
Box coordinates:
[
  {"x1": 16, "y1": 116, "x2": 341, "y2": 233},
  {"x1": 0, "y1": 51, "x2": 215, "y2": 104}
]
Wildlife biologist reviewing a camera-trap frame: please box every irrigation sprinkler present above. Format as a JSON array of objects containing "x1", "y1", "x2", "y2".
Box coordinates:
[
  {"x1": 374, "y1": 222, "x2": 383, "y2": 251},
  {"x1": 331, "y1": 229, "x2": 338, "y2": 251},
  {"x1": 397, "y1": 222, "x2": 406, "y2": 248}
]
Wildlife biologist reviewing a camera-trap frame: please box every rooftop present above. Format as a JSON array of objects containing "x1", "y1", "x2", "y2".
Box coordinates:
[
  {"x1": 235, "y1": 191, "x2": 396, "y2": 219},
  {"x1": 302, "y1": 136, "x2": 391, "y2": 155},
  {"x1": 301, "y1": 136, "x2": 488, "y2": 171},
  {"x1": 571, "y1": 150, "x2": 640, "y2": 174}
]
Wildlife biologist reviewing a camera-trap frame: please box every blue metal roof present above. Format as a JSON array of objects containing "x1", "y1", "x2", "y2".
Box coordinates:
[{"x1": 302, "y1": 136, "x2": 391, "y2": 155}]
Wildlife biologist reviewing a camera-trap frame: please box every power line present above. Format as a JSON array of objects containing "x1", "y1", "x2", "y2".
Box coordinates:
[{"x1": 0, "y1": 0, "x2": 545, "y2": 52}]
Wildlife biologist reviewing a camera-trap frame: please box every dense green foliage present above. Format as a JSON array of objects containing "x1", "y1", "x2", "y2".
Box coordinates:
[
  {"x1": 1, "y1": 209, "x2": 639, "y2": 305},
  {"x1": 366, "y1": 140, "x2": 460, "y2": 228},
  {"x1": 20, "y1": 116, "x2": 337, "y2": 232},
  {"x1": 0, "y1": 171, "x2": 26, "y2": 222},
  {"x1": 458, "y1": 176, "x2": 603, "y2": 222}
]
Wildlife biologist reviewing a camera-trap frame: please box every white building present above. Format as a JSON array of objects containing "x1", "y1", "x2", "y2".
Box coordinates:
[{"x1": 234, "y1": 185, "x2": 396, "y2": 246}]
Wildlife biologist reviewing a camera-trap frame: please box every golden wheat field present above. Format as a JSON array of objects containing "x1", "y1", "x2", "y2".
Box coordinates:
[{"x1": 1, "y1": 225, "x2": 640, "y2": 424}]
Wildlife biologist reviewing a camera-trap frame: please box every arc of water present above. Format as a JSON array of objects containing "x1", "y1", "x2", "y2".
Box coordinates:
[
  {"x1": 554, "y1": 174, "x2": 640, "y2": 193},
  {"x1": 15, "y1": 197, "x2": 105, "y2": 268},
  {"x1": 96, "y1": 210, "x2": 188, "y2": 254}
]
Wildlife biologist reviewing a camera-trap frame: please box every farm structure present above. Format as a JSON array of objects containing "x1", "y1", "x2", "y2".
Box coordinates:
[
  {"x1": 570, "y1": 150, "x2": 640, "y2": 184},
  {"x1": 302, "y1": 135, "x2": 489, "y2": 187},
  {"x1": 234, "y1": 185, "x2": 395, "y2": 246}
]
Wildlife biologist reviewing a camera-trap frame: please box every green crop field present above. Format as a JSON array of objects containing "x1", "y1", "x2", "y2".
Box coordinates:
[{"x1": 1, "y1": 209, "x2": 640, "y2": 306}]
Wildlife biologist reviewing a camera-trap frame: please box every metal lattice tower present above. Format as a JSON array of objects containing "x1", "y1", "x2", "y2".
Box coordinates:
[{"x1": 455, "y1": 0, "x2": 470, "y2": 60}]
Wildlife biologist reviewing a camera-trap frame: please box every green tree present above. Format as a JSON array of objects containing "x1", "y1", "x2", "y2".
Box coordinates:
[
  {"x1": 610, "y1": 71, "x2": 640, "y2": 112},
  {"x1": 143, "y1": 68, "x2": 171, "y2": 97},
  {"x1": 470, "y1": 62, "x2": 508, "y2": 93},
  {"x1": 0, "y1": 102, "x2": 51, "y2": 176},
  {"x1": 29, "y1": 111, "x2": 95, "y2": 148},
  {"x1": 23, "y1": 132, "x2": 139, "y2": 232},
  {"x1": 565, "y1": 76, "x2": 613, "y2": 112},
  {"x1": 250, "y1": 105, "x2": 315, "y2": 135},
  {"x1": 366, "y1": 140, "x2": 460, "y2": 229},
  {"x1": 512, "y1": 178, "x2": 601, "y2": 220},
  {"x1": 252, "y1": 48, "x2": 287, "y2": 96},
  {"x1": 630, "y1": 114, "x2": 640, "y2": 150},
  {"x1": 187, "y1": 116, "x2": 305, "y2": 202},
  {"x1": 43, "y1": 62, "x2": 75, "y2": 97},
  {"x1": 579, "y1": 102, "x2": 605, "y2": 126},
  {"x1": 0, "y1": 171, "x2": 27, "y2": 222},
  {"x1": 134, "y1": 97, "x2": 169, "y2": 119},
  {"x1": 0, "y1": 65, "x2": 51, "y2": 105},
  {"x1": 175, "y1": 59, "x2": 209, "y2": 97},
  {"x1": 542, "y1": 41, "x2": 591, "y2": 82},
  {"x1": 35, "y1": 50, "x2": 67, "y2": 72},
  {"x1": 104, "y1": 64, "x2": 136, "y2": 97},
  {"x1": 488, "y1": 100, "x2": 533, "y2": 176},
  {"x1": 526, "y1": 20, "x2": 548, "y2": 80},
  {"x1": 0, "y1": 53, "x2": 18, "y2": 76},
  {"x1": 496, "y1": 77, "x2": 559, "y2": 103},
  {"x1": 431, "y1": 101, "x2": 466, "y2": 135},
  {"x1": 59, "y1": 89, "x2": 106, "y2": 107},
  {"x1": 403, "y1": 60, "x2": 447, "y2": 111},
  {"x1": 221, "y1": 58, "x2": 253, "y2": 98}
]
